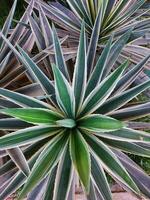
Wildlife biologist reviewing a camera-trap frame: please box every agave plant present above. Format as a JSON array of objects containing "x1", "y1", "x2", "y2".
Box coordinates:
[
  {"x1": 25, "y1": 0, "x2": 150, "y2": 96},
  {"x1": 0, "y1": 22, "x2": 150, "y2": 200},
  {"x1": 0, "y1": 0, "x2": 35, "y2": 89},
  {"x1": 26, "y1": 0, "x2": 150, "y2": 60}
]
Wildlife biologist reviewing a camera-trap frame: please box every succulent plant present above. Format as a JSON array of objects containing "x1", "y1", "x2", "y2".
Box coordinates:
[
  {"x1": 26, "y1": 0, "x2": 150, "y2": 60},
  {"x1": 0, "y1": 0, "x2": 35, "y2": 89},
  {"x1": 0, "y1": 20, "x2": 150, "y2": 200},
  {"x1": 25, "y1": 0, "x2": 150, "y2": 96}
]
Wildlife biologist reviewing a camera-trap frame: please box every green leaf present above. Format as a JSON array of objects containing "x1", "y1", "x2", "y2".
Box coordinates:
[
  {"x1": 93, "y1": 128, "x2": 150, "y2": 143},
  {"x1": 0, "y1": 88, "x2": 49, "y2": 109},
  {"x1": 103, "y1": 0, "x2": 131, "y2": 28},
  {"x1": 73, "y1": 22, "x2": 87, "y2": 112},
  {"x1": 17, "y1": 45, "x2": 56, "y2": 104},
  {"x1": 87, "y1": 6, "x2": 102, "y2": 75},
  {"x1": 56, "y1": 119, "x2": 76, "y2": 128},
  {"x1": 79, "y1": 114, "x2": 124, "y2": 132},
  {"x1": 101, "y1": 29, "x2": 132, "y2": 78},
  {"x1": 53, "y1": 146, "x2": 73, "y2": 200},
  {"x1": 70, "y1": 129, "x2": 90, "y2": 193},
  {"x1": 52, "y1": 24, "x2": 70, "y2": 80},
  {"x1": 52, "y1": 64, "x2": 75, "y2": 118},
  {"x1": 79, "y1": 60, "x2": 128, "y2": 117},
  {"x1": 110, "y1": 102, "x2": 150, "y2": 121},
  {"x1": 85, "y1": 35, "x2": 112, "y2": 96},
  {"x1": 83, "y1": 133, "x2": 140, "y2": 194},
  {"x1": 87, "y1": 0, "x2": 96, "y2": 21},
  {"x1": 19, "y1": 132, "x2": 68, "y2": 200},
  {"x1": 0, "y1": 108, "x2": 62, "y2": 124},
  {"x1": 0, "y1": 126, "x2": 59, "y2": 149},
  {"x1": 114, "y1": 54, "x2": 150, "y2": 93},
  {"x1": 99, "y1": 80, "x2": 150, "y2": 114},
  {"x1": 105, "y1": 0, "x2": 145, "y2": 35},
  {"x1": 66, "y1": 0, "x2": 93, "y2": 26},
  {"x1": 101, "y1": 138, "x2": 150, "y2": 157}
]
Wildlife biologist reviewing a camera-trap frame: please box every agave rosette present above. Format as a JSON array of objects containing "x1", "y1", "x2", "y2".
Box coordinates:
[
  {"x1": 25, "y1": 0, "x2": 150, "y2": 96},
  {"x1": 26, "y1": 0, "x2": 150, "y2": 61},
  {"x1": 0, "y1": 21, "x2": 150, "y2": 200}
]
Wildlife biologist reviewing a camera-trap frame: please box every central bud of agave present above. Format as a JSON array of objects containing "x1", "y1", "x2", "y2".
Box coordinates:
[{"x1": 56, "y1": 119, "x2": 76, "y2": 128}]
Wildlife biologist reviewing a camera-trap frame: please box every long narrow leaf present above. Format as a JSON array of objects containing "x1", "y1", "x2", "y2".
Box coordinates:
[
  {"x1": 7, "y1": 148, "x2": 30, "y2": 177},
  {"x1": 85, "y1": 36, "x2": 112, "y2": 96},
  {"x1": 52, "y1": 64, "x2": 75, "y2": 118},
  {"x1": 0, "y1": 0, "x2": 17, "y2": 49},
  {"x1": 0, "y1": 118, "x2": 31, "y2": 130},
  {"x1": 91, "y1": 155, "x2": 112, "y2": 200},
  {"x1": 0, "y1": 126, "x2": 59, "y2": 149},
  {"x1": 73, "y1": 22, "x2": 87, "y2": 112},
  {"x1": 110, "y1": 102, "x2": 150, "y2": 120},
  {"x1": 0, "y1": 108, "x2": 62, "y2": 124},
  {"x1": 70, "y1": 129, "x2": 90, "y2": 193},
  {"x1": 87, "y1": 6, "x2": 102, "y2": 75},
  {"x1": 83, "y1": 133, "x2": 139, "y2": 194},
  {"x1": 99, "y1": 80, "x2": 150, "y2": 114},
  {"x1": 53, "y1": 146, "x2": 73, "y2": 200},
  {"x1": 0, "y1": 88, "x2": 50, "y2": 109},
  {"x1": 80, "y1": 61, "x2": 128, "y2": 116},
  {"x1": 17, "y1": 46, "x2": 56, "y2": 104},
  {"x1": 79, "y1": 114, "x2": 124, "y2": 132},
  {"x1": 19, "y1": 132, "x2": 68, "y2": 199},
  {"x1": 52, "y1": 24, "x2": 70, "y2": 80}
]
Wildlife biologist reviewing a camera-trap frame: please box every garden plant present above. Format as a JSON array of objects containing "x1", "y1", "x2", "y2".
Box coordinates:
[
  {"x1": 25, "y1": 0, "x2": 150, "y2": 92},
  {"x1": 0, "y1": 1, "x2": 150, "y2": 200}
]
